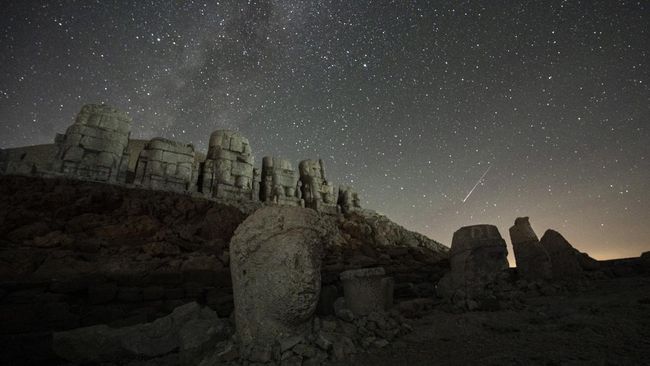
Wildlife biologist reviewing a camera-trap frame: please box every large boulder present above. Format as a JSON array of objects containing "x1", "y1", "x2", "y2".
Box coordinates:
[
  {"x1": 52, "y1": 302, "x2": 230, "y2": 364},
  {"x1": 509, "y1": 217, "x2": 553, "y2": 280},
  {"x1": 437, "y1": 225, "x2": 509, "y2": 307},
  {"x1": 229, "y1": 206, "x2": 333, "y2": 357}
]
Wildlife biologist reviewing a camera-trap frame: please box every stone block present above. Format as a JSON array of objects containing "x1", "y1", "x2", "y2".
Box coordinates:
[
  {"x1": 229, "y1": 136, "x2": 243, "y2": 152},
  {"x1": 96, "y1": 152, "x2": 116, "y2": 168},
  {"x1": 231, "y1": 161, "x2": 253, "y2": 177},
  {"x1": 62, "y1": 146, "x2": 85, "y2": 162},
  {"x1": 340, "y1": 267, "x2": 389, "y2": 316}
]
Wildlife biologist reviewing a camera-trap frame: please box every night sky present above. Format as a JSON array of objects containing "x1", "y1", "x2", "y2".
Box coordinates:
[{"x1": 1, "y1": 1, "x2": 648, "y2": 261}]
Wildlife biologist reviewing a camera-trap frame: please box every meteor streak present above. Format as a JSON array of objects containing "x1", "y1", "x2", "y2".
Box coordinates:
[{"x1": 462, "y1": 165, "x2": 492, "y2": 203}]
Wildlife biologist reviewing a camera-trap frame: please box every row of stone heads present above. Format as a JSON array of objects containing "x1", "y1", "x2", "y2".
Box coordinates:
[{"x1": 47, "y1": 104, "x2": 363, "y2": 211}]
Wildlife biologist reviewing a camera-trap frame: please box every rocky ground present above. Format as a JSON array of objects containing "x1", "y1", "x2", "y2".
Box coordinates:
[
  {"x1": 333, "y1": 273, "x2": 650, "y2": 366},
  {"x1": 0, "y1": 175, "x2": 449, "y2": 365},
  {"x1": 1, "y1": 175, "x2": 648, "y2": 365}
]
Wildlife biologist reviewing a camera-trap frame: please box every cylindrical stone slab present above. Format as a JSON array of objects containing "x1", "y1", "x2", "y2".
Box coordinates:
[{"x1": 340, "y1": 267, "x2": 387, "y2": 316}]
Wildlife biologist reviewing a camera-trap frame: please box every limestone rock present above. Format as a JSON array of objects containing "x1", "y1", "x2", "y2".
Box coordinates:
[
  {"x1": 230, "y1": 206, "x2": 333, "y2": 354},
  {"x1": 260, "y1": 156, "x2": 302, "y2": 206},
  {"x1": 509, "y1": 217, "x2": 553, "y2": 280},
  {"x1": 53, "y1": 104, "x2": 131, "y2": 183},
  {"x1": 133, "y1": 137, "x2": 196, "y2": 192},
  {"x1": 199, "y1": 130, "x2": 254, "y2": 200},
  {"x1": 299, "y1": 159, "x2": 338, "y2": 213},
  {"x1": 437, "y1": 225, "x2": 509, "y2": 306}
]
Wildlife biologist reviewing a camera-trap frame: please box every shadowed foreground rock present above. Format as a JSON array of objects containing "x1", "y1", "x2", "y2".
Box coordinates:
[
  {"x1": 510, "y1": 217, "x2": 553, "y2": 280},
  {"x1": 540, "y1": 229, "x2": 599, "y2": 279},
  {"x1": 52, "y1": 302, "x2": 230, "y2": 364},
  {"x1": 230, "y1": 206, "x2": 334, "y2": 359}
]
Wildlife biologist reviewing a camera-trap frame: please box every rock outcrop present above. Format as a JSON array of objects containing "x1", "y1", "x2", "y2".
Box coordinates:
[
  {"x1": 229, "y1": 206, "x2": 334, "y2": 358},
  {"x1": 509, "y1": 217, "x2": 553, "y2": 280}
]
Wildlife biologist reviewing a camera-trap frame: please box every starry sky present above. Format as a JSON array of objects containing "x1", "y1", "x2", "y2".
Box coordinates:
[{"x1": 1, "y1": 1, "x2": 648, "y2": 262}]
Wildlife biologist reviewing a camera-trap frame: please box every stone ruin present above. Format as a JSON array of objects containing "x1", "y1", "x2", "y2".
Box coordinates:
[
  {"x1": 509, "y1": 217, "x2": 599, "y2": 281},
  {"x1": 339, "y1": 267, "x2": 394, "y2": 316},
  {"x1": 200, "y1": 130, "x2": 256, "y2": 200},
  {"x1": 229, "y1": 206, "x2": 328, "y2": 360},
  {"x1": 509, "y1": 217, "x2": 553, "y2": 280},
  {"x1": 299, "y1": 159, "x2": 339, "y2": 214},
  {"x1": 0, "y1": 103, "x2": 363, "y2": 213},
  {"x1": 133, "y1": 137, "x2": 196, "y2": 192},
  {"x1": 52, "y1": 104, "x2": 132, "y2": 183},
  {"x1": 337, "y1": 185, "x2": 362, "y2": 214},
  {"x1": 228, "y1": 207, "x2": 409, "y2": 365},
  {"x1": 437, "y1": 224, "x2": 510, "y2": 309},
  {"x1": 260, "y1": 156, "x2": 302, "y2": 206}
]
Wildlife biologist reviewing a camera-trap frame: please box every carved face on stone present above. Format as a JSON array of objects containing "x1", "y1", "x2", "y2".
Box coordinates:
[
  {"x1": 299, "y1": 160, "x2": 322, "y2": 179},
  {"x1": 230, "y1": 207, "x2": 328, "y2": 347}
]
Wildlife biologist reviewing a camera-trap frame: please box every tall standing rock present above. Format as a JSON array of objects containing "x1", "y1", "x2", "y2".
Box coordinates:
[
  {"x1": 437, "y1": 225, "x2": 509, "y2": 308},
  {"x1": 229, "y1": 206, "x2": 333, "y2": 357},
  {"x1": 509, "y1": 217, "x2": 553, "y2": 280}
]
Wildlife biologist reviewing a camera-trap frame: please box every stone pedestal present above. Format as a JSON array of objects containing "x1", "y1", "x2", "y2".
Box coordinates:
[{"x1": 340, "y1": 267, "x2": 389, "y2": 315}]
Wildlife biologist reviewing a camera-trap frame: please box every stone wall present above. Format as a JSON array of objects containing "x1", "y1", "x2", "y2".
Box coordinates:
[
  {"x1": 133, "y1": 138, "x2": 196, "y2": 192},
  {"x1": 0, "y1": 144, "x2": 58, "y2": 176}
]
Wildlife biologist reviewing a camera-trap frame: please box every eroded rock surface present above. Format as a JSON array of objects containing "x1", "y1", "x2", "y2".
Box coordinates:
[
  {"x1": 229, "y1": 206, "x2": 334, "y2": 356},
  {"x1": 437, "y1": 225, "x2": 509, "y2": 309}
]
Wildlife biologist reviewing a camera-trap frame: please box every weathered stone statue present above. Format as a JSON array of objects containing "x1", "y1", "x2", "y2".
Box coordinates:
[
  {"x1": 199, "y1": 130, "x2": 254, "y2": 200},
  {"x1": 52, "y1": 104, "x2": 132, "y2": 183},
  {"x1": 338, "y1": 185, "x2": 362, "y2": 213},
  {"x1": 509, "y1": 217, "x2": 553, "y2": 280},
  {"x1": 299, "y1": 159, "x2": 338, "y2": 213},
  {"x1": 259, "y1": 156, "x2": 302, "y2": 206},
  {"x1": 229, "y1": 206, "x2": 332, "y2": 360},
  {"x1": 132, "y1": 137, "x2": 196, "y2": 192},
  {"x1": 437, "y1": 224, "x2": 509, "y2": 309}
]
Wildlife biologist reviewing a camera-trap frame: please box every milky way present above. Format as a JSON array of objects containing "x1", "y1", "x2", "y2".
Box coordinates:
[{"x1": 1, "y1": 1, "x2": 648, "y2": 261}]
